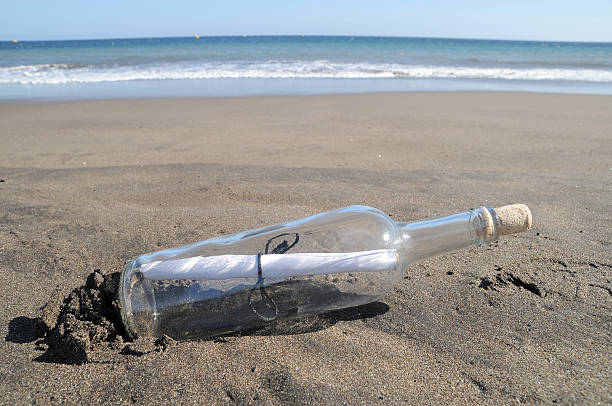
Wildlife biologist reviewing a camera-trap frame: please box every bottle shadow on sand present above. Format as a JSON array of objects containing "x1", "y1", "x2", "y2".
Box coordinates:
[
  {"x1": 6, "y1": 294, "x2": 389, "y2": 365},
  {"x1": 232, "y1": 300, "x2": 389, "y2": 338}
]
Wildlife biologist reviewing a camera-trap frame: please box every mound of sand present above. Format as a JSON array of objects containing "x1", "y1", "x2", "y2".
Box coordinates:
[{"x1": 36, "y1": 270, "x2": 173, "y2": 364}]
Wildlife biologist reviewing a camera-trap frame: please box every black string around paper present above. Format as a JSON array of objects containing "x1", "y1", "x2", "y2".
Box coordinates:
[{"x1": 248, "y1": 233, "x2": 299, "y2": 321}]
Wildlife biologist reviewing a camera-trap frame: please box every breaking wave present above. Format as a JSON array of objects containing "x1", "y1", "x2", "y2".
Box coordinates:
[{"x1": 2, "y1": 60, "x2": 612, "y2": 84}]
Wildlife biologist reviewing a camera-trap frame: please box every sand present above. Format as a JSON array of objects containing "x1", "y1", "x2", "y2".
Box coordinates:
[{"x1": 1, "y1": 92, "x2": 611, "y2": 404}]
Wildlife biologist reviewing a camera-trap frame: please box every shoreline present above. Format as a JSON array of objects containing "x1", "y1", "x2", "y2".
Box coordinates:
[
  {"x1": 3, "y1": 88, "x2": 612, "y2": 106},
  {"x1": 2, "y1": 77, "x2": 612, "y2": 103}
]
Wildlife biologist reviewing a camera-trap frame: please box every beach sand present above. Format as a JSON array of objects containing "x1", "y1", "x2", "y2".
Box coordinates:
[{"x1": 1, "y1": 92, "x2": 610, "y2": 404}]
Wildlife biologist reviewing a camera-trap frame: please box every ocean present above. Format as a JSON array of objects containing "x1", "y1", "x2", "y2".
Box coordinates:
[{"x1": 1, "y1": 36, "x2": 612, "y2": 100}]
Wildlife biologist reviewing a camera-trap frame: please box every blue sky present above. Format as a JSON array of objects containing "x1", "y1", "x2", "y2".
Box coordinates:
[{"x1": 1, "y1": 0, "x2": 611, "y2": 42}]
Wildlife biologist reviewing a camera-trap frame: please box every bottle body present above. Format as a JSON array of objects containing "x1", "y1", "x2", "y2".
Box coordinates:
[
  {"x1": 120, "y1": 203, "x2": 531, "y2": 340},
  {"x1": 120, "y1": 206, "x2": 405, "y2": 340}
]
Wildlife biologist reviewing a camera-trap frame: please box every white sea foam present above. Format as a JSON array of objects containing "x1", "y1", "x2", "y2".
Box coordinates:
[{"x1": 1, "y1": 60, "x2": 612, "y2": 84}]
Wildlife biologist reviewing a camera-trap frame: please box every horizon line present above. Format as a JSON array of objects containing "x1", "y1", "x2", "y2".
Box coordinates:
[{"x1": 3, "y1": 34, "x2": 612, "y2": 45}]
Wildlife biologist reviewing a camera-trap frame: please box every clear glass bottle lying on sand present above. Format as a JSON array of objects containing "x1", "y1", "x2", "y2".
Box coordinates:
[{"x1": 120, "y1": 204, "x2": 532, "y2": 340}]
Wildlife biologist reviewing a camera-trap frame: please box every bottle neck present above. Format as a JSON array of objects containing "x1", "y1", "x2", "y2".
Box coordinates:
[{"x1": 396, "y1": 207, "x2": 500, "y2": 264}]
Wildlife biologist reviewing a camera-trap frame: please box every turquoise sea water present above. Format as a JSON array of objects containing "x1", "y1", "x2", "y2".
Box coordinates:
[{"x1": 1, "y1": 36, "x2": 611, "y2": 100}]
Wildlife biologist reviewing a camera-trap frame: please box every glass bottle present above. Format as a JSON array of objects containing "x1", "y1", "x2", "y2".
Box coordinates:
[{"x1": 120, "y1": 204, "x2": 532, "y2": 340}]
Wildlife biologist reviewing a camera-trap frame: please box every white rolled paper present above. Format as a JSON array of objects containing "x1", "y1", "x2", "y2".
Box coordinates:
[{"x1": 140, "y1": 249, "x2": 399, "y2": 281}]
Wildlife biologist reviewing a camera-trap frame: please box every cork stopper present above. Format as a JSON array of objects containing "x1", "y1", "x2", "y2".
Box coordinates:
[{"x1": 494, "y1": 204, "x2": 532, "y2": 236}]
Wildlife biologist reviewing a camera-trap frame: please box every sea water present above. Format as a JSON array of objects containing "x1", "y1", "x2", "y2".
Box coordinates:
[{"x1": 1, "y1": 36, "x2": 611, "y2": 100}]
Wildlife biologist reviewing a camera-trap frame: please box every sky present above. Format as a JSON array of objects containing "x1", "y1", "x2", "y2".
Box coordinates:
[{"x1": 1, "y1": 0, "x2": 611, "y2": 42}]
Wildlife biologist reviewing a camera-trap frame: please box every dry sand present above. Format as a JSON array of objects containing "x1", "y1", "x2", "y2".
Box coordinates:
[{"x1": 1, "y1": 92, "x2": 611, "y2": 404}]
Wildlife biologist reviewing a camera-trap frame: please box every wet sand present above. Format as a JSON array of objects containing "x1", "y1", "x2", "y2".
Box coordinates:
[{"x1": 1, "y1": 92, "x2": 611, "y2": 404}]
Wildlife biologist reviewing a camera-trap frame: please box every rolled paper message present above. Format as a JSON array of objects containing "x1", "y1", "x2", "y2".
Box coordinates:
[{"x1": 139, "y1": 249, "x2": 399, "y2": 281}]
